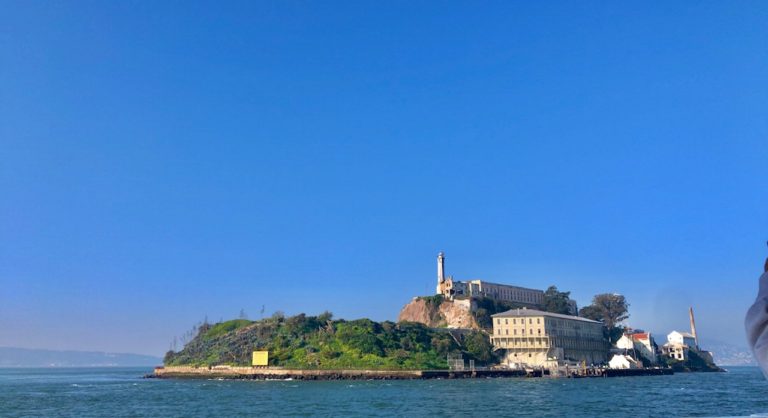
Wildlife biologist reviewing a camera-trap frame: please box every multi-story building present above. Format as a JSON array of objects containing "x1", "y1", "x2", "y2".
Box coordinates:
[
  {"x1": 450, "y1": 279, "x2": 546, "y2": 306},
  {"x1": 490, "y1": 307, "x2": 608, "y2": 368},
  {"x1": 661, "y1": 309, "x2": 716, "y2": 365},
  {"x1": 616, "y1": 332, "x2": 658, "y2": 364},
  {"x1": 663, "y1": 341, "x2": 690, "y2": 362},
  {"x1": 667, "y1": 331, "x2": 696, "y2": 347},
  {"x1": 435, "y1": 252, "x2": 577, "y2": 314},
  {"x1": 662, "y1": 331, "x2": 696, "y2": 361}
]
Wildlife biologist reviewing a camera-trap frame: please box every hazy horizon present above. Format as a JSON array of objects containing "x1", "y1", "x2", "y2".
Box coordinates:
[{"x1": 2, "y1": 1, "x2": 766, "y2": 356}]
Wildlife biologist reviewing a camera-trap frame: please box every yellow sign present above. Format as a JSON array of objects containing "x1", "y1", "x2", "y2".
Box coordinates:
[{"x1": 252, "y1": 351, "x2": 269, "y2": 366}]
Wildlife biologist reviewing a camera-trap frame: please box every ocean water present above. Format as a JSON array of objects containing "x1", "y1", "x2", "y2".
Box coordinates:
[{"x1": 1, "y1": 367, "x2": 767, "y2": 417}]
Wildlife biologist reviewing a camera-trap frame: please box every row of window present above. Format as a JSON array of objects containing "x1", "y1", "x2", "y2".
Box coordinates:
[
  {"x1": 496, "y1": 328, "x2": 542, "y2": 336},
  {"x1": 496, "y1": 290, "x2": 541, "y2": 303},
  {"x1": 495, "y1": 318, "x2": 602, "y2": 337},
  {"x1": 479, "y1": 285, "x2": 543, "y2": 303},
  {"x1": 548, "y1": 338, "x2": 605, "y2": 350},
  {"x1": 557, "y1": 329, "x2": 599, "y2": 338},
  {"x1": 492, "y1": 337, "x2": 605, "y2": 350},
  {"x1": 492, "y1": 338, "x2": 549, "y2": 348},
  {"x1": 497, "y1": 318, "x2": 541, "y2": 325}
]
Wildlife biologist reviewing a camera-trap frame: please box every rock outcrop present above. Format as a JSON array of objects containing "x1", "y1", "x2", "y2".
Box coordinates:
[{"x1": 398, "y1": 297, "x2": 480, "y2": 329}]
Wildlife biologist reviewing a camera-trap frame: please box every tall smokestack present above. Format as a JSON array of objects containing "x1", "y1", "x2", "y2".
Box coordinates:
[
  {"x1": 689, "y1": 306, "x2": 699, "y2": 348},
  {"x1": 437, "y1": 252, "x2": 445, "y2": 284}
]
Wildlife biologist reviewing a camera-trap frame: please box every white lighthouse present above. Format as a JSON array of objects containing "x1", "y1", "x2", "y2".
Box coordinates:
[{"x1": 436, "y1": 252, "x2": 445, "y2": 294}]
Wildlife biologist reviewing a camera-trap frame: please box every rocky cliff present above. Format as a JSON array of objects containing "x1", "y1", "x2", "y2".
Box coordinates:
[{"x1": 397, "y1": 297, "x2": 480, "y2": 329}]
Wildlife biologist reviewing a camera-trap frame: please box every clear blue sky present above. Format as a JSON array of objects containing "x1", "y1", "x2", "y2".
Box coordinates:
[{"x1": 1, "y1": 1, "x2": 766, "y2": 356}]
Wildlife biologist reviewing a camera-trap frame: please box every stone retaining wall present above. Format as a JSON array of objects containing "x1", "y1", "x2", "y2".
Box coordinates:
[{"x1": 153, "y1": 366, "x2": 424, "y2": 380}]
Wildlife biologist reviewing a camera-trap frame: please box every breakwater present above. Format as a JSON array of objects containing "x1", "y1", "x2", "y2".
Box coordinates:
[
  {"x1": 150, "y1": 366, "x2": 532, "y2": 380},
  {"x1": 150, "y1": 366, "x2": 672, "y2": 380}
]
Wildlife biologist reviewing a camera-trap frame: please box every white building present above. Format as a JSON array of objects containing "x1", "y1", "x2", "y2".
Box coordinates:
[
  {"x1": 663, "y1": 342, "x2": 689, "y2": 361},
  {"x1": 663, "y1": 331, "x2": 696, "y2": 362},
  {"x1": 491, "y1": 308, "x2": 608, "y2": 368},
  {"x1": 661, "y1": 309, "x2": 717, "y2": 367},
  {"x1": 616, "y1": 335, "x2": 633, "y2": 350},
  {"x1": 435, "y1": 252, "x2": 578, "y2": 314},
  {"x1": 667, "y1": 331, "x2": 696, "y2": 348},
  {"x1": 609, "y1": 354, "x2": 640, "y2": 369},
  {"x1": 616, "y1": 332, "x2": 657, "y2": 364}
]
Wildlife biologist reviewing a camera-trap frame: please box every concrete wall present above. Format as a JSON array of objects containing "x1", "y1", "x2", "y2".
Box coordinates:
[{"x1": 154, "y1": 366, "x2": 424, "y2": 379}]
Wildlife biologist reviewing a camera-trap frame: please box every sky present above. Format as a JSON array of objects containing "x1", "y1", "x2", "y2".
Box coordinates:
[{"x1": 1, "y1": 1, "x2": 766, "y2": 356}]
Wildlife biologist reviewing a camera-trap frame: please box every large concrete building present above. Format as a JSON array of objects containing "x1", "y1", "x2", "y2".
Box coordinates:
[
  {"x1": 435, "y1": 252, "x2": 577, "y2": 313},
  {"x1": 491, "y1": 308, "x2": 608, "y2": 368}
]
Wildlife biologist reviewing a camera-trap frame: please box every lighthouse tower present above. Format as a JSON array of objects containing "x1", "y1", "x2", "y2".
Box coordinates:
[{"x1": 436, "y1": 252, "x2": 445, "y2": 294}]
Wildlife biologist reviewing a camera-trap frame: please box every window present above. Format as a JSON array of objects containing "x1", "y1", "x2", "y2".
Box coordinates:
[
  {"x1": 505, "y1": 319, "x2": 508, "y2": 325},
  {"x1": 505, "y1": 329, "x2": 509, "y2": 335},
  {"x1": 529, "y1": 318, "x2": 532, "y2": 324},
  {"x1": 537, "y1": 318, "x2": 540, "y2": 324}
]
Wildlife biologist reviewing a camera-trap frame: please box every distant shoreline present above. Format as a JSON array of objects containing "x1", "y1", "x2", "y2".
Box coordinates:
[
  {"x1": 0, "y1": 365, "x2": 159, "y2": 369},
  {"x1": 0, "y1": 347, "x2": 161, "y2": 368}
]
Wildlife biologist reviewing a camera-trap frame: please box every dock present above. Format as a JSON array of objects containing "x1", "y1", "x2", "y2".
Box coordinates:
[{"x1": 149, "y1": 366, "x2": 670, "y2": 380}]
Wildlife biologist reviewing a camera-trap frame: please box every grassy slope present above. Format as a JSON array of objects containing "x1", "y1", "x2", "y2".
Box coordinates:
[{"x1": 164, "y1": 313, "x2": 497, "y2": 370}]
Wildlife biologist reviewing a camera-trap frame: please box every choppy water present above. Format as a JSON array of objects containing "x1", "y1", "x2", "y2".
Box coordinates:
[{"x1": 1, "y1": 367, "x2": 767, "y2": 417}]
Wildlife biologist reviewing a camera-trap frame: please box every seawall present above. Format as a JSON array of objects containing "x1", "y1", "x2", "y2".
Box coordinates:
[
  {"x1": 150, "y1": 366, "x2": 672, "y2": 380},
  {"x1": 150, "y1": 366, "x2": 530, "y2": 380}
]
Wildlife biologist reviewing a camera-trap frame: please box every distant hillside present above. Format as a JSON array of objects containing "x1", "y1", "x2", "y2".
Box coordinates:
[
  {"x1": 164, "y1": 312, "x2": 496, "y2": 370},
  {"x1": 0, "y1": 347, "x2": 162, "y2": 367},
  {"x1": 698, "y1": 340, "x2": 757, "y2": 366}
]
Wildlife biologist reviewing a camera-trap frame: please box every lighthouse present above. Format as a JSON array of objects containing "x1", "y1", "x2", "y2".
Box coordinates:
[
  {"x1": 436, "y1": 252, "x2": 446, "y2": 295},
  {"x1": 437, "y1": 252, "x2": 445, "y2": 284}
]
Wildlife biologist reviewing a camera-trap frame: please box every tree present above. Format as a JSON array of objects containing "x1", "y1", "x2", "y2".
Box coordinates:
[
  {"x1": 317, "y1": 311, "x2": 333, "y2": 323},
  {"x1": 579, "y1": 305, "x2": 602, "y2": 322},
  {"x1": 579, "y1": 293, "x2": 629, "y2": 330},
  {"x1": 541, "y1": 286, "x2": 572, "y2": 315},
  {"x1": 463, "y1": 331, "x2": 495, "y2": 363},
  {"x1": 471, "y1": 297, "x2": 526, "y2": 330}
]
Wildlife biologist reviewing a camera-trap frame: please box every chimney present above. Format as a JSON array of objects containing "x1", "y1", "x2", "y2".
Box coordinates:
[{"x1": 689, "y1": 306, "x2": 699, "y2": 348}]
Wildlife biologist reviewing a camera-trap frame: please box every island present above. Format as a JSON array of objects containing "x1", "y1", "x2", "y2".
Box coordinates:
[{"x1": 152, "y1": 252, "x2": 721, "y2": 380}]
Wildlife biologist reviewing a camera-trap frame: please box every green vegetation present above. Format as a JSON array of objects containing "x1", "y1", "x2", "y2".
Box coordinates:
[
  {"x1": 417, "y1": 294, "x2": 444, "y2": 309},
  {"x1": 203, "y1": 319, "x2": 251, "y2": 339},
  {"x1": 579, "y1": 293, "x2": 630, "y2": 343},
  {"x1": 472, "y1": 297, "x2": 526, "y2": 329},
  {"x1": 579, "y1": 293, "x2": 629, "y2": 329},
  {"x1": 541, "y1": 286, "x2": 572, "y2": 315},
  {"x1": 164, "y1": 312, "x2": 498, "y2": 370}
]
